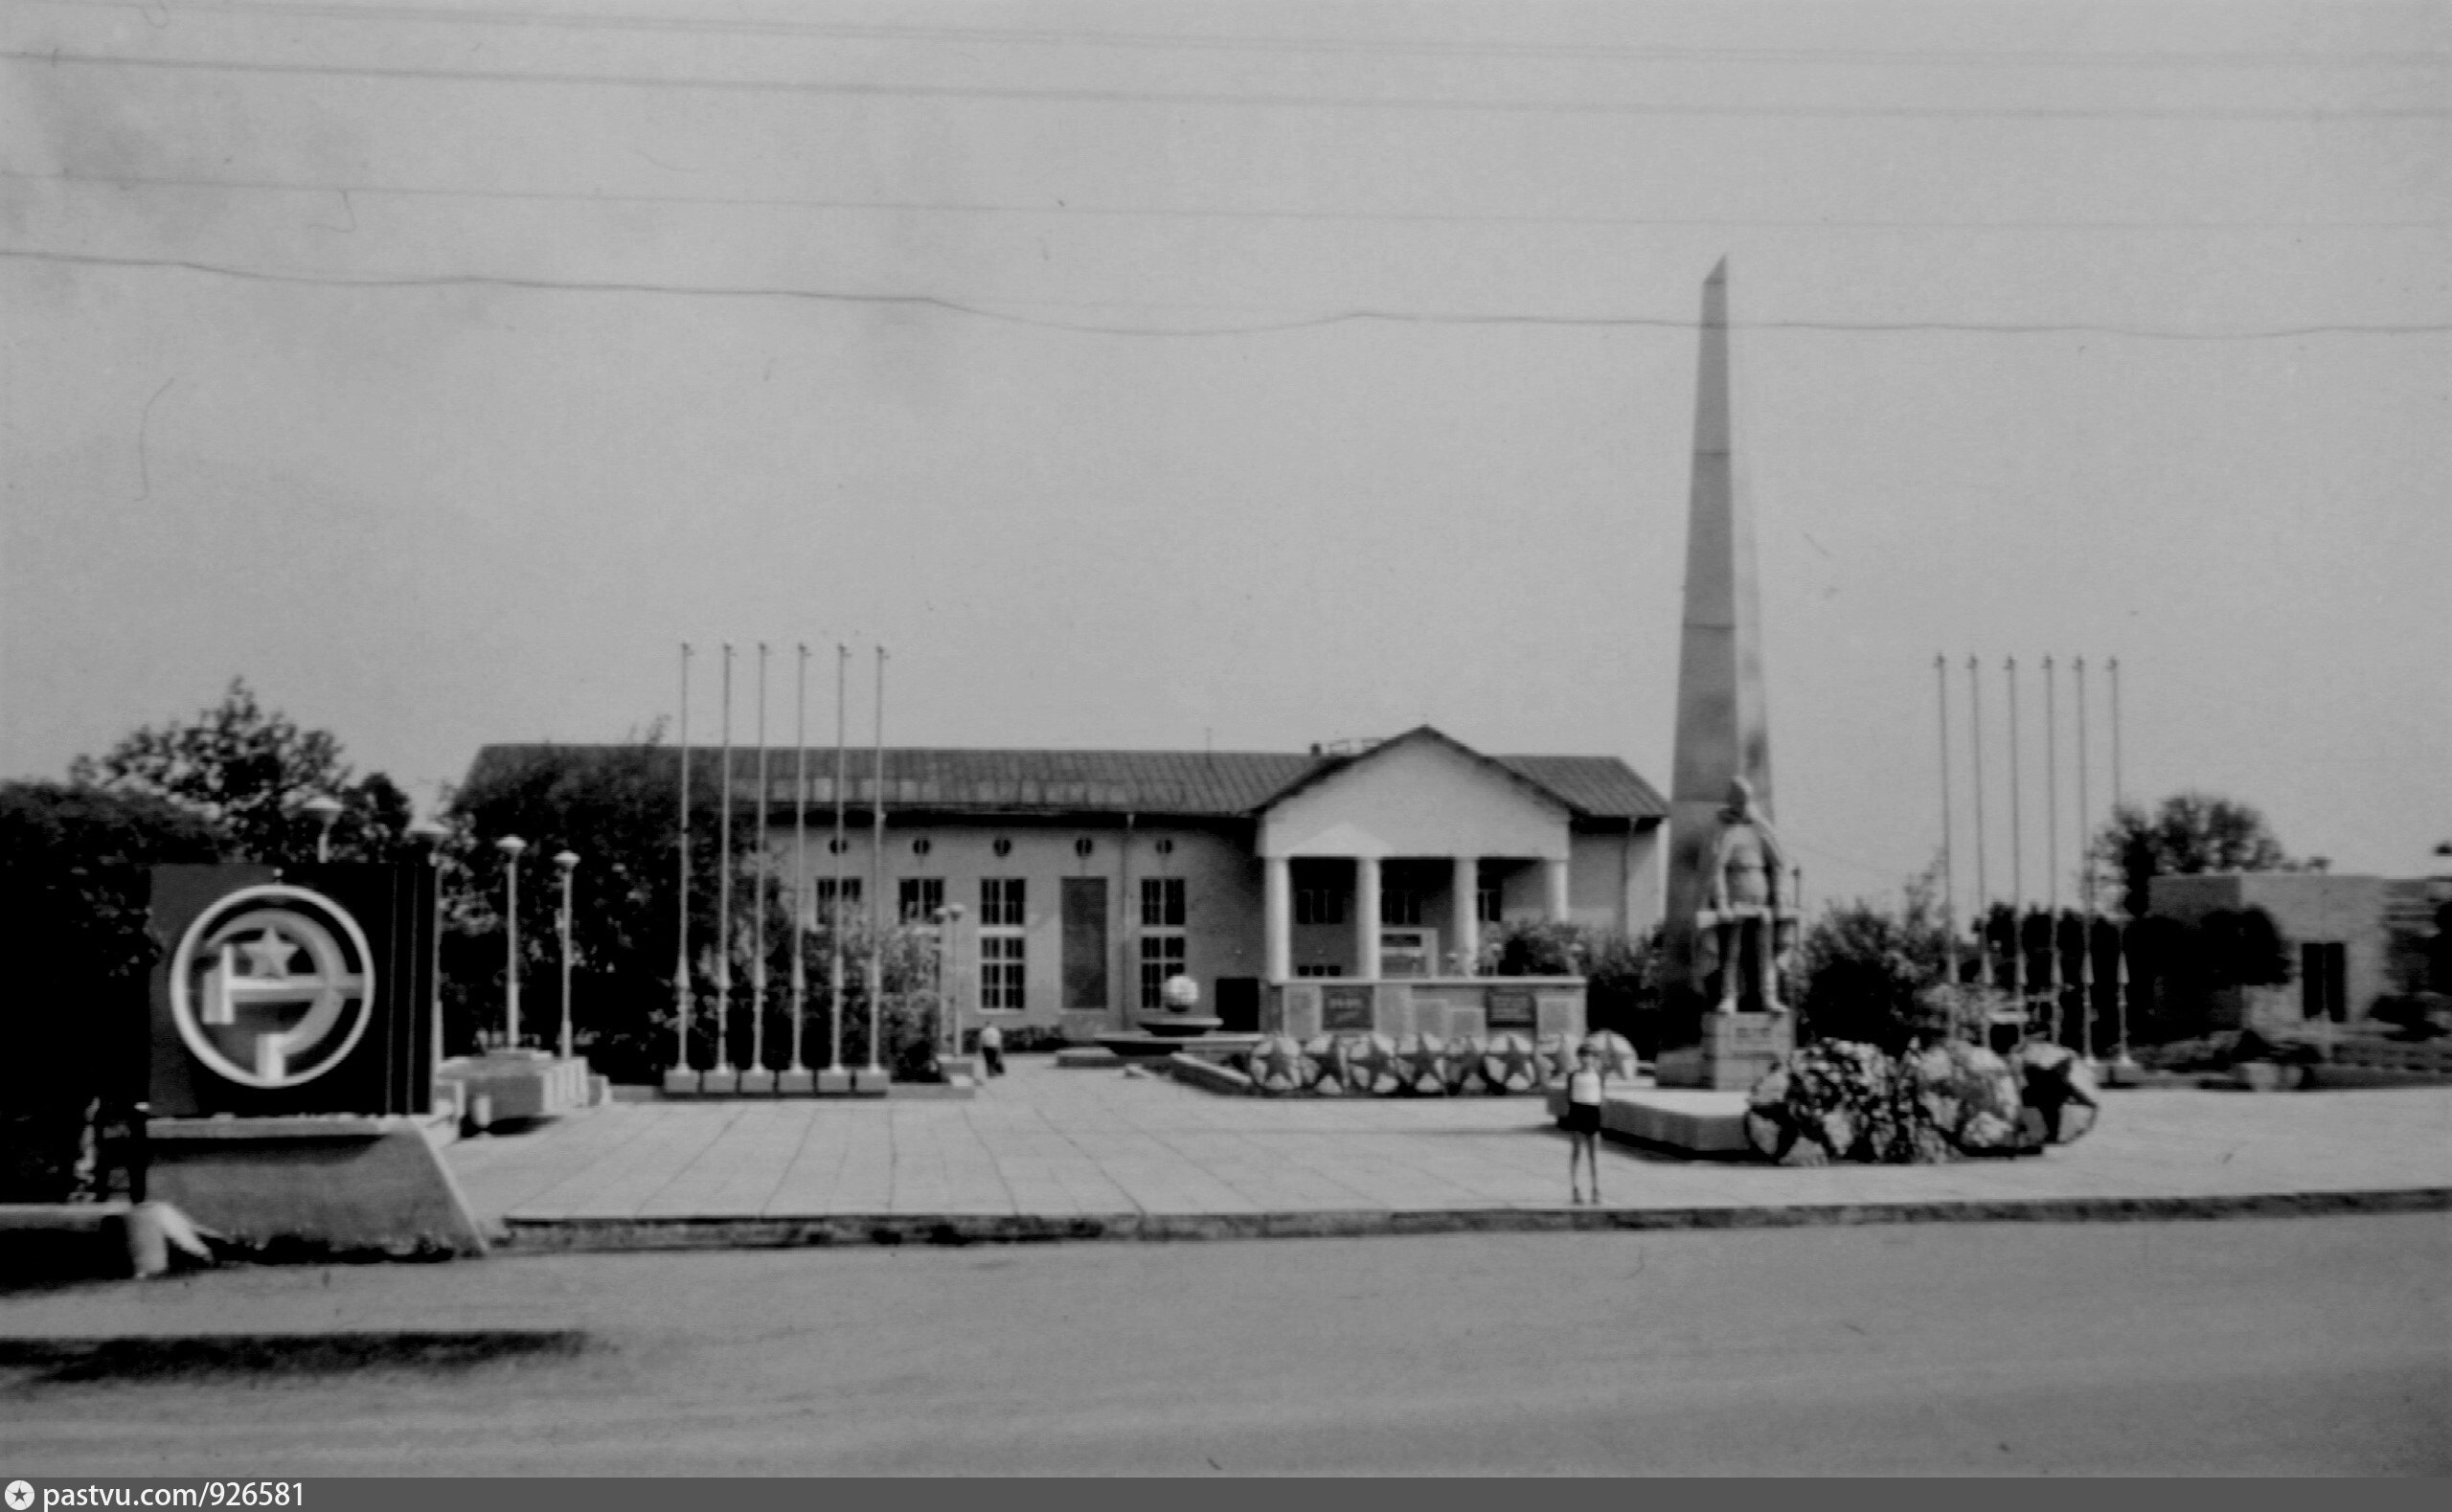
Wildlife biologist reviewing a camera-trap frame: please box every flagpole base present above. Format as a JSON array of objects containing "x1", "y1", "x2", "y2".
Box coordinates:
[
  {"x1": 775, "y1": 1069, "x2": 815, "y2": 1096},
  {"x1": 851, "y1": 1068, "x2": 893, "y2": 1097}
]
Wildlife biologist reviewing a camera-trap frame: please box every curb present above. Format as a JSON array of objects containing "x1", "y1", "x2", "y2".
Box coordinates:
[{"x1": 492, "y1": 1186, "x2": 2452, "y2": 1252}]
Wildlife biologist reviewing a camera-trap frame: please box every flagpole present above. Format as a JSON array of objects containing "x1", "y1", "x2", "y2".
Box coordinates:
[
  {"x1": 672, "y1": 642, "x2": 692, "y2": 1078},
  {"x1": 866, "y1": 645, "x2": 888, "y2": 1078},
  {"x1": 829, "y1": 643, "x2": 848, "y2": 1076},
  {"x1": 749, "y1": 642, "x2": 771, "y2": 1088},
  {"x1": 2075, "y1": 655, "x2": 2093, "y2": 1063},
  {"x1": 2044, "y1": 654, "x2": 2060, "y2": 1045},
  {"x1": 1935, "y1": 654, "x2": 1959, "y2": 987},
  {"x1": 789, "y1": 643, "x2": 809, "y2": 1077},
  {"x1": 1967, "y1": 654, "x2": 1988, "y2": 986},
  {"x1": 2108, "y1": 655, "x2": 2131, "y2": 1068},
  {"x1": 2006, "y1": 655, "x2": 2024, "y2": 1003},
  {"x1": 717, "y1": 643, "x2": 735, "y2": 1077}
]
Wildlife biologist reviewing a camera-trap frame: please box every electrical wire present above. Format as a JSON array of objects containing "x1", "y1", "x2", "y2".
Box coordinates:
[
  {"x1": 3, "y1": 49, "x2": 2443, "y2": 120},
  {"x1": 17, "y1": 0, "x2": 2447, "y2": 71},
  {"x1": 8, "y1": 168, "x2": 2437, "y2": 233},
  {"x1": 4, "y1": 245, "x2": 2444, "y2": 339}
]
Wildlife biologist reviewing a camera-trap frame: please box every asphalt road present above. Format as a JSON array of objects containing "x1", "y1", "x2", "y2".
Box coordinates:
[{"x1": 4, "y1": 1214, "x2": 2446, "y2": 1475}]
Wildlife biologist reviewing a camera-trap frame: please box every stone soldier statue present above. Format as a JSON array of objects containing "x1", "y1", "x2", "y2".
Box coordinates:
[{"x1": 1694, "y1": 776, "x2": 1796, "y2": 1013}]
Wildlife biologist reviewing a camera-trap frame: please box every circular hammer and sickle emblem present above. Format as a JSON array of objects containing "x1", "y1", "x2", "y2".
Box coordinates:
[{"x1": 169, "y1": 883, "x2": 376, "y2": 1089}]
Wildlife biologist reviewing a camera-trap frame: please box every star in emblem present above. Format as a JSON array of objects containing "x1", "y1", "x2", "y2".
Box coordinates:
[
  {"x1": 238, "y1": 930, "x2": 297, "y2": 980},
  {"x1": 1485, "y1": 1032, "x2": 1538, "y2": 1090},
  {"x1": 1396, "y1": 1034, "x2": 1446, "y2": 1092},
  {"x1": 1248, "y1": 1035, "x2": 1307, "y2": 1093},
  {"x1": 1344, "y1": 1033, "x2": 1397, "y2": 1094}
]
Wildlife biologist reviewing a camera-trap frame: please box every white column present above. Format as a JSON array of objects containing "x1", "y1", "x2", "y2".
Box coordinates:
[
  {"x1": 1543, "y1": 857, "x2": 1571, "y2": 923},
  {"x1": 1451, "y1": 855, "x2": 1479, "y2": 976},
  {"x1": 1355, "y1": 856, "x2": 1382, "y2": 981},
  {"x1": 1263, "y1": 856, "x2": 1291, "y2": 984}
]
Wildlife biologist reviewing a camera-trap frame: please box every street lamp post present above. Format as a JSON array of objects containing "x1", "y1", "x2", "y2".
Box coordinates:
[
  {"x1": 496, "y1": 835, "x2": 527, "y2": 1049},
  {"x1": 936, "y1": 904, "x2": 967, "y2": 1059},
  {"x1": 555, "y1": 850, "x2": 579, "y2": 1062},
  {"x1": 405, "y1": 816, "x2": 449, "y2": 1107},
  {"x1": 303, "y1": 794, "x2": 343, "y2": 864}
]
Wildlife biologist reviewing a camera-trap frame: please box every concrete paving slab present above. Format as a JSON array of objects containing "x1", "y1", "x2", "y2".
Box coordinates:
[{"x1": 456, "y1": 1058, "x2": 2452, "y2": 1246}]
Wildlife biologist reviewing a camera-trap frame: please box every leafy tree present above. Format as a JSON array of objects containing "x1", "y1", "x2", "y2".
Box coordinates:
[
  {"x1": 69, "y1": 679, "x2": 417, "y2": 864},
  {"x1": 2094, "y1": 791, "x2": 2294, "y2": 919},
  {"x1": 1475, "y1": 919, "x2": 1667, "y2": 1052},
  {"x1": 1792, "y1": 868, "x2": 1953, "y2": 1055},
  {"x1": 446, "y1": 739, "x2": 946, "y2": 1080},
  {"x1": 0, "y1": 781, "x2": 221, "y2": 1199}
]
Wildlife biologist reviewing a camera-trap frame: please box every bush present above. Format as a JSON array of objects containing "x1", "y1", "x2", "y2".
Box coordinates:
[
  {"x1": 2369, "y1": 993, "x2": 2452, "y2": 1040},
  {"x1": 0, "y1": 781, "x2": 222, "y2": 1201}
]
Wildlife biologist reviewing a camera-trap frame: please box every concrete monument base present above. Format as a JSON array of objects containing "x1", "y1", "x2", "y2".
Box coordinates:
[
  {"x1": 849, "y1": 1068, "x2": 893, "y2": 1096},
  {"x1": 661, "y1": 1069, "x2": 700, "y2": 1096},
  {"x1": 436, "y1": 1050, "x2": 592, "y2": 1124},
  {"x1": 1654, "y1": 1010, "x2": 1793, "y2": 1091},
  {"x1": 698, "y1": 1069, "x2": 739, "y2": 1096},
  {"x1": 148, "y1": 1116, "x2": 488, "y2": 1256},
  {"x1": 738, "y1": 1070, "x2": 776, "y2": 1096},
  {"x1": 775, "y1": 1069, "x2": 815, "y2": 1096},
  {"x1": 1546, "y1": 1087, "x2": 1753, "y2": 1159},
  {"x1": 815, "y1": 1069, "x2": 854, "y2": 1095}
]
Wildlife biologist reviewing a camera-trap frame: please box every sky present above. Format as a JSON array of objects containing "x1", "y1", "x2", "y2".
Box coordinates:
[{"x1": 3, "y1": 0, "x2": 2445, "y2": 917}]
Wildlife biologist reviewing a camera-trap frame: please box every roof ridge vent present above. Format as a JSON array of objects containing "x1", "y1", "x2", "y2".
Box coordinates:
[{"x1": 1319, "y1": 735, "x2": 1382, "y2": 757}]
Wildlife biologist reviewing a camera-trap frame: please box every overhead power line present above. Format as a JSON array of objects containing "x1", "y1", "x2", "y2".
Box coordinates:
[
  {"x1": 8, "y1": 168, "x2": 2437, "y2": 233},
  {"x1": 2, "y1": 50, "x2": 2442, "y2": 120},
  {"x1": 5, "y1": 245, "x2": 2445, "y2": 340},
  {"x1": 21, "y1": 0, "x2": 2449, "y2": 70}
]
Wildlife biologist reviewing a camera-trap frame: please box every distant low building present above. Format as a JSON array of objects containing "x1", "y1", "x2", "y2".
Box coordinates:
[
  {"x1": 2146, "y1": 871, "x2": 2438, "y2": 1029},
  {"x1": 466, "y1": 726, "x2": 1666, "y2": 1043}
]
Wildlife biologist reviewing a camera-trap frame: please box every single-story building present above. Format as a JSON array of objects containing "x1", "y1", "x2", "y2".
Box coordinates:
[
  {"x1": 2146, "y1": 870, "x2": 2440, "y2": 1027},
  {"x1": 471, "y1": 726, "x2": 1665, "y2": 1043}
]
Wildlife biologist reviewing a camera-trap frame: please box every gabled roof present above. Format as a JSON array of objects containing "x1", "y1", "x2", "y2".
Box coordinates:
[
  {"x1": 1253, "y1": 726, "x2": 1574, "y2": 817},
  {"x1": 463, "y1": 736, "x2": 1666, "y2": 823}
]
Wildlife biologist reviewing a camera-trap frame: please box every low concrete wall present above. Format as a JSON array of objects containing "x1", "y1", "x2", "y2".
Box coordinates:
[
  {"x1": 148, "y1": 1117, "x2": 488, "y2": 1258},
  {"x1": 1265, "y1": 978, "x2": 1586, "y2": 1040}
]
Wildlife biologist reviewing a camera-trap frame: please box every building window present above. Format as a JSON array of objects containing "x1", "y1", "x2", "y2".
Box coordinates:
[
  {"x1": 1140, "y1": 936, "x2": 1188, "y2": 1008},
  {"x1": 1139, "y1": 877, "x2": 1188, "y2": 1008},
  {"x1": 992, "y1": 837, "x2": 1012, "y2": 858},
  {"x1": 1295, "y1": 888, "x2": 1345, "y2": 926},
  {"x1": 1477, "y1": 887, "x2": 1503, "y2": 925},
  {"x1": 979, "y1": 877, "x2": 1026, "y2": 1012},
  {"x1": 1381, "y1": 890, "x2": 1423, "y2": 927},
  {"x1": 980, "y1": 877, "x2": 1025, "y2": 928},
  {"x1": 1295, "y1": 963, "x2": 1344, "y2": 979},
  {"x1": 809, "y1": 877, "x2": 861, "y2": 922},
  {"x1": 911, "y1": 838, "x2": 931, "y2": 857},
  {"x1": 1141, "y1": 877, "x2": 1186, "y2": 929},
  {"x1": 981, "y1": 935, "x2": 1025, "y2": 1013},
  {"x1": 898, "y1": 877, "x2": 944, "y2": 923},
  {"x1": 1075, "y1": 837, "x2": 1095, "y2": 858}
]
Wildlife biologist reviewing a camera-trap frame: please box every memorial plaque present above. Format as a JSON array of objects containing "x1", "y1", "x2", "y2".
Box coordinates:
[
  {"x1": 1322, "y1": 984, "x2": 1374, "y2": 1032},
  {"x1": 1486, "y1": 986, "x2": 1537, "y2": 1031}
]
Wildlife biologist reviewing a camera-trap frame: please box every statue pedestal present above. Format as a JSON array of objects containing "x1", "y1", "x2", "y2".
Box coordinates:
[{"x1": 1655, "y1": 1010, "x2": 1794, "y2": 1091}]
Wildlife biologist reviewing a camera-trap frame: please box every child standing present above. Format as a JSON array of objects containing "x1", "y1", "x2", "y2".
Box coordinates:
[
  {"x1": 977, "y1": 1021, "x2": 1005, "y2": 1078},
  {"x1": 1565, "y1": 1042, "x2": 1607, "y2": 1204}
]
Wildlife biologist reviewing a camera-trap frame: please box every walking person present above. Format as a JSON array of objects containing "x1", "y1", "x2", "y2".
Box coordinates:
[
  {"x1": 1564, "y1": 1042, "x2": 1608, "y2": 1204},
  {"x1": 977, "y1": 1020, "x2": 1005, "y2": 1078}
]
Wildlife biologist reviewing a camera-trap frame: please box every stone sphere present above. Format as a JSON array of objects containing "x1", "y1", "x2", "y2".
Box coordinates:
[{"x1": 1162, "y1": 974, "x2": 1201, "y2": 1010}]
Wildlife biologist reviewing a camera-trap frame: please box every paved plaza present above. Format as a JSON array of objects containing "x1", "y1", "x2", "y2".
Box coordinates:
[{"x1": 445, "y1": 1058, "x2": 2452, "y2": 1237}]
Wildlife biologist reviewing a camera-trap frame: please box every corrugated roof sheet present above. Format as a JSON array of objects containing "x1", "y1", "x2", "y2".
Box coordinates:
[{"x1": 465, "y1": 741, "x2": 1666, "y2": 821}]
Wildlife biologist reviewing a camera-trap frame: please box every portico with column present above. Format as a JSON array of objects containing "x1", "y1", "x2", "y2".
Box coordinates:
[{"x1": 1255, "y1": 729, "x2": 1589, "y2": 1030}]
